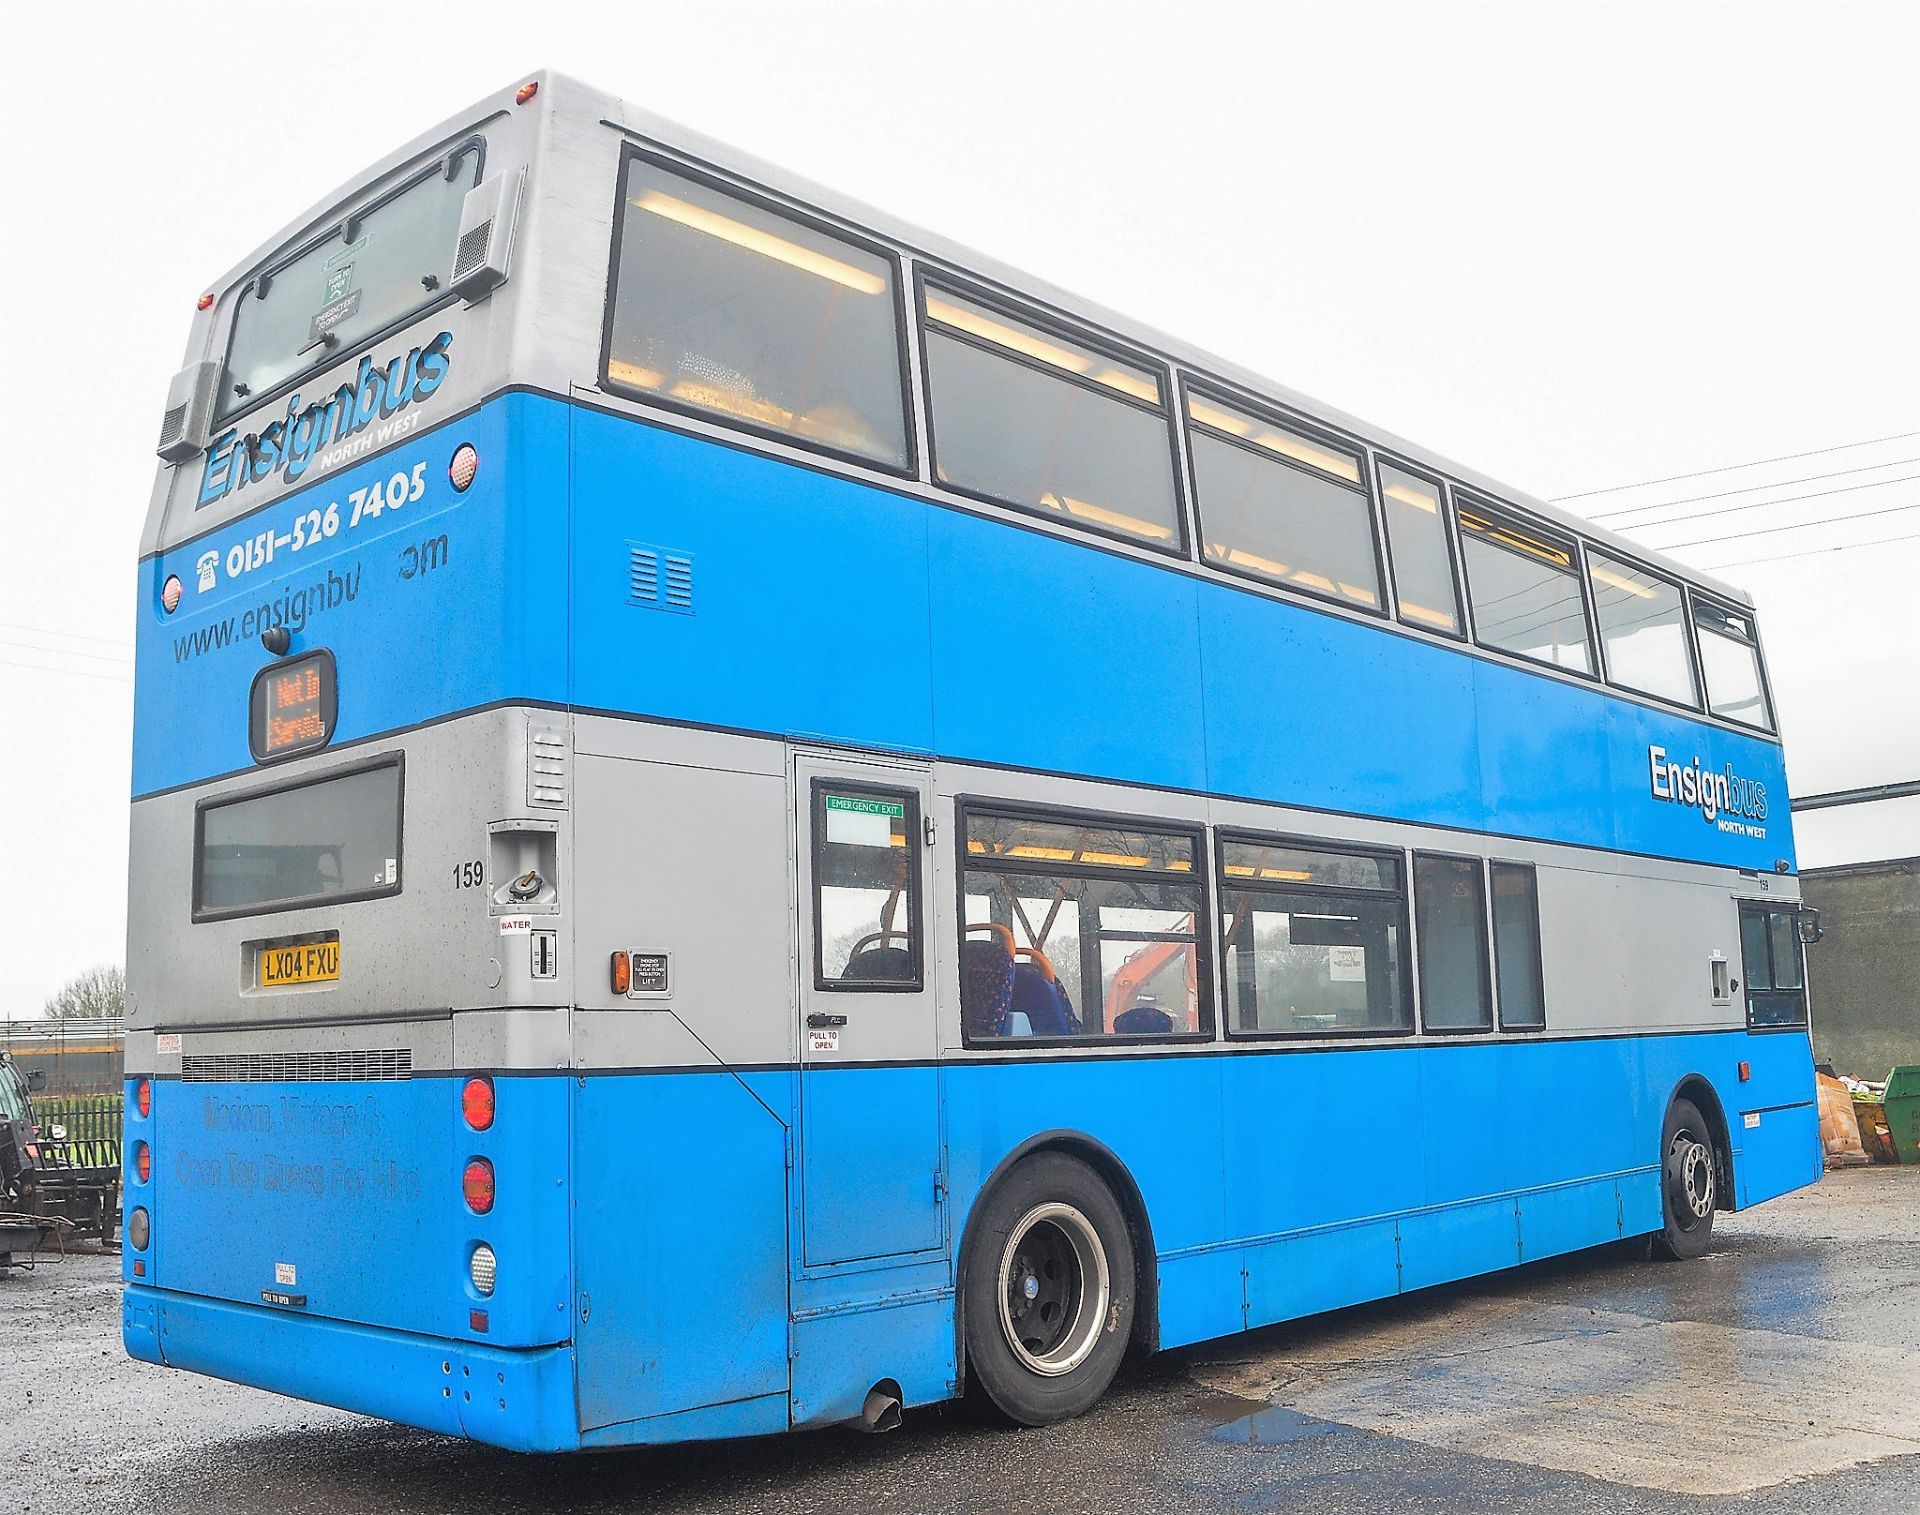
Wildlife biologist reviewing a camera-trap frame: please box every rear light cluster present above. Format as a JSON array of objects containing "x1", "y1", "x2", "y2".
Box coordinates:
[
  {"x1": 448, "y1": 442, "x2": 479, "y2": 492},
  {"x1": 129, "y1": 1080, "x2": 153, "y2": 1273},
  {"x1": 461, "y1": 1078, "x2": 497, "y2": 1329}
]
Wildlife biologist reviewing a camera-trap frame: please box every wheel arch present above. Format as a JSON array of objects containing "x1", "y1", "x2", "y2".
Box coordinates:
[
  {"x1": 954, "y1": 1129, "x2": 1160, "y2": 1396},
  {"x1": 1667, "y1": 1073, "x2": 1735, "y2": 1211}
]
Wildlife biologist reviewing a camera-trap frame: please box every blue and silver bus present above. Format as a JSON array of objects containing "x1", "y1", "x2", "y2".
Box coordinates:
[{"x1": 124, "y1": 73, "x2": 1819, "y2": 1450}]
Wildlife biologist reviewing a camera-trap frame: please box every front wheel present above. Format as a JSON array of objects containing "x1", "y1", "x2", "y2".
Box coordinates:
[
  {"x1": 962, "y1": 1152, "x2": 1136, "y2": 1425},
  {"x1": 1653, "y1": 1097, "x2": 1718, "y2": 1261}
]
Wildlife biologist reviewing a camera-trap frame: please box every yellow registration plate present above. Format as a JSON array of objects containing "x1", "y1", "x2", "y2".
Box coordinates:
[{"x1": 258, "y1": 940, "x2": 340, "y2": 987}]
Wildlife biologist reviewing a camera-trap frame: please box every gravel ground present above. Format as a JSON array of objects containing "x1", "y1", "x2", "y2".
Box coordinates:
[{"x1": 5, "y1": 1167, "x2": 1918, "y2": 1514}]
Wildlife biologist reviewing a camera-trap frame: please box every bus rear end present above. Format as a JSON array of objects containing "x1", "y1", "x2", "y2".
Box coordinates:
[{"x1": 122, "y1": 76, "x2": 586, "y2": 1450}]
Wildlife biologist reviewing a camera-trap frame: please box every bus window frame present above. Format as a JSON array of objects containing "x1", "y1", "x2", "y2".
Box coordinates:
[
  {"x1": 213, "y1": 135, "x2": 487, "y2": 431},
  {"x1": 1455, "y1": 492, "x2": 1602, "y2": 682},
  {"x1": 953, "y1": 795, "x2": 1216, "y2": 1050},
  {"x1": 1180, "y1": 379, "x2": 1391, "y2": 620},
  {"x1": 598, "y1": 142, "x2": 921, "y2": 482},
  {"x1": 1214, "y1": 827, "x2": 1414, "y2": 1043},
  {"x1": 809, "y1": 778, "x2": 925, "y2": 994},
  {"x1": 1736, "y1": 899, "x2": 1809, "y2": 1030},
  {"x1": 1683, "y1": 586, "x2": 1778, "y2": 735},
  {"x1": 1370, "y1": 451, "x2": 1468, "y2": 642},
  {"x1": 1410, "y1": 848, "x2": 1496, "y2": 1035},
  {"x1": 914, "y1": 268, "x2": 1190, "y2": 560},
  {"x1": 190, "y1": 751, "x2": 406, "y2": 925},
  {"x1": 1584, "y1": 544, "x2": 1706, "y2": 715},
  {"x1": 1487, "y1": 857, "x2": 1548, "y2": 1033}
]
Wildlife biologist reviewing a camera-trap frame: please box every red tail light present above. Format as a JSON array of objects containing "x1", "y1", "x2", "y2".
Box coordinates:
[
  {"x1": 135, "y1": 1079, "x2": 152, "y2": 1119},
  {"x1": 449, "y1": 443, "x2": 479, "y2": 492},
  {"x1": 134, "y1": 1142, "x2": 152, "y2": 1183},
  {"x1": 462, "y1": 1077, "x2": 495, "y2": 1131},
  {"x1": 515, "y1": 81, "x2": 538, "y2": 105},
  {"x1": 196, "y1": 292, "x2": 215, "y2": 311},
  {"x1": 462, "y1": 1158, "x2": 495, "y2": 1214}
]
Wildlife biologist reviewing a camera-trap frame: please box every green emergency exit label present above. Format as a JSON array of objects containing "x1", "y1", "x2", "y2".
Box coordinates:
[{"x1": 826, "y1": 795, "x2": 904, "y2": 819}]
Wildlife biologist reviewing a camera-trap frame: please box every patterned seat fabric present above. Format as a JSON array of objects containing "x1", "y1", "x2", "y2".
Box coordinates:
[
  {"x1": 959, "y1": 937, "x2": 1016, "y2": 1038},
  {"x1": 1009, "y1": 963, "x2": 1080, "y2": 1036}
]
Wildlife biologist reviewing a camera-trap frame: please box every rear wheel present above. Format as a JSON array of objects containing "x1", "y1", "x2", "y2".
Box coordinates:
[
  {"x1": 962, "y1": 1152, "x2": 1135, "y2": 1425},
  {"x1": 1653, "y1": 1097, "x2": 1718, "y2": 1261}
]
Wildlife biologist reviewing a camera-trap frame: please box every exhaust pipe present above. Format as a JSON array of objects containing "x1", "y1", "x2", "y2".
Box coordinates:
[{"x1": 854, "y1": 1382, "x2": 903, "y2": 1434}]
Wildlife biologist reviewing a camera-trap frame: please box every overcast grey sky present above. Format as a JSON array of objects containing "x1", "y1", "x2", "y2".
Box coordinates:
[{"x1": 0, "y1": 1, "x2": 1914, "y2": 1015}]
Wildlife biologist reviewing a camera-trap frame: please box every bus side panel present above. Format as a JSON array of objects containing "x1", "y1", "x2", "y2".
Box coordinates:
[
  {"x1": 571, "y1": 1069, "x2": 791, "y2": 1433},
  {"x1": 1729, "y1": 1028, "x2": 1822, "y2": 1207}
]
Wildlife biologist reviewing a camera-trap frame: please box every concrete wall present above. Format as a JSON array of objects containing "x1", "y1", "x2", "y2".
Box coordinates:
[{"x1": 1802, "y1": 857, "x2": 1920, "y2": 1082}]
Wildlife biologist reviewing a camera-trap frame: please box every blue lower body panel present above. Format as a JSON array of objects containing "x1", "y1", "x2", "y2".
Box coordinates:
[{"x1": 123, "y1": 1284, "x2": 580, "y2": 1452}]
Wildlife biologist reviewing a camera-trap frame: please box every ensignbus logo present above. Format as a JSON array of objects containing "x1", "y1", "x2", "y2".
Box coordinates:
[
  {"x1": 1647, "y1": 744, "x2": 1769, "y2": 834},
  {"x1": 198, "y1": 331, "x2": 453, "y2": 506}
]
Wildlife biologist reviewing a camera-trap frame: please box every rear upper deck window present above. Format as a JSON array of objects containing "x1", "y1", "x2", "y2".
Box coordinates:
[
  {"x1": 605, "y1": 155, "x2": 910, "y2": 471},
  {"x1": 220, "y1": 140, "x2": 482, "y2": 420},
  {"x1": 1459, "y1": 505, "x2": 1594, "y2": 675},
  {"x1": 1187, "y1": 394, "x2": 1383, "y2": 612},
  {"x1": 921, "y1": 287, "x2": 1183, "y2": 551},
  {"x1": 194, "y1": 757, "x2": 403, "y2": 921}
]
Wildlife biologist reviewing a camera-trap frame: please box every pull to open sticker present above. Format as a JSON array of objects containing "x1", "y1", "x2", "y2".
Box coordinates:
[{"x1": 808, "y1": 1028, "x2": 840, "y2": 1053}]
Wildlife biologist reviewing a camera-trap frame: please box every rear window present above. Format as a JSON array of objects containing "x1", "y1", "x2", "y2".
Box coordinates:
[
  {"x1": 194, "y1": 757, "x2": 403, "y2": 920},
  {"x1": 219, "y1": 139, "x2": 482, "y2": 420}
]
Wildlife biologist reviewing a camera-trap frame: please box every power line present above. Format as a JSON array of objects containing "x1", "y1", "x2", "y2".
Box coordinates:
[
  {"x1": 1591, "y1": 454, "x2": 1920, "y2": 522},
  {"x1": 0, "y1": 653, "x2": 133, "y2": 686},
  {"x1": 1549, "y1": 428, "x2": 1920, "y2": 502},
  {"x1": 1618, "y1": 472, "x2": 1920, "y2": 539},
  {"x1": 0, "y1": 619, "x2": 132, "y2": 653},
  {"x1": 0, "y1": 635, "x2": 132, "y2": 668},
  {"x1": 1693, "y1": 525, "x2": 1920, "y2": 572},
  {"x1": 1652, "y1": 498, "x2": 1920, "y2": 552}
]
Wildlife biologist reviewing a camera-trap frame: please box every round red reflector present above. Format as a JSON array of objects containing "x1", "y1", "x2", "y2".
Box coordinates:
[
  {"x1": 160, "y1": 575, "x2": 183, "y2": 614},
  {"x1": 135, "y1": 1079, "x2": 152, "y2": 1119},
  {"x1": 462, "y1": 1077, "x2": 495, "y2": 1132},
  {"x1": 515, "y1": 81, "x2": 539, "y2": 105},
  {"x1": 134, "y1": 1141, "x2": 151, "y2": 1183},
  {"x1": 449, "y1": 443, "x2": 479, "y2": 492},
  {"x1": 462, "y1": 1157, "x2": 495, "y2": 1214},
  {"x1": 196, "y1": 292, "x2": 215, "y2": 311}
]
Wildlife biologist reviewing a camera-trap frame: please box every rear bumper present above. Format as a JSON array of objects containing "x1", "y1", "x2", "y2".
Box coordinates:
[{"x1": 123, "y1": 1284, "x2": 580, "y2": 1452}]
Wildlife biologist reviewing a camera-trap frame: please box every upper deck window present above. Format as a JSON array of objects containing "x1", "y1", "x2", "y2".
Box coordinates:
[
  {"x1": 1693, "y1": 601, "x2": 1773, "y2": 730},
  {"x1": 921, "y1": 286, "x2": 1182, "y2": 551},
  {"x1": 605, "y1": 155, "x2": 910, "y2": 470},
  {"x1": 1459, "y1": 504, "x2": 1593, "y2": 675},
  {"x1": 1587, "y1": 552, "x2": 1699, "y2": 708},
  {"x1": 221, "y1": 140, "x2": 482, "y2": 420},
  {"x1": 1187, "y1": 394, "x2": 1382, "y2": 612},
  {"x1": 1376, "y1": 462, "x2": 1464, "y2": 636}
]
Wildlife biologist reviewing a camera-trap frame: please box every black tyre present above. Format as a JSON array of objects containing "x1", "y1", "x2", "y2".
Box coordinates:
[
  {"x1": 1652, "y1": 1097, "x2": 1718, "y2": 1261},
  {"x1": 961, "y1": 1151, "x2": 1136, "y2": 1426}
]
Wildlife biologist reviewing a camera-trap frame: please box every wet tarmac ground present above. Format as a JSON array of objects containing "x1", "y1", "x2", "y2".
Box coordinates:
[{"x1": 7, "y1": 1166, "x2": 1918, "y2": 1514}]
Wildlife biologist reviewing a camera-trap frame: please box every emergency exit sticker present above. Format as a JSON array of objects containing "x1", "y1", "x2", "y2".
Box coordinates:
[{"x1": 825, "y1": 793, "x2": 903, "y2": 847}]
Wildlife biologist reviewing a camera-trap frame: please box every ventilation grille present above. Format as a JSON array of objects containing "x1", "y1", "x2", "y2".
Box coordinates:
[
  {"x1": 626, "y1": 542, "x2": 695, "y2": 615},
  {"x1": 157, "y1": 403, "x2": 188, "y2": 451},
  {"x1": 452, "y1": 221, "x2": 494, "y2": 283},
  {"x1": 528, "y1": 727, "x2": 568, "y2": 807},
  {"x1": 181, "y1": 1048, "x2": 412, "y2": 1083}
]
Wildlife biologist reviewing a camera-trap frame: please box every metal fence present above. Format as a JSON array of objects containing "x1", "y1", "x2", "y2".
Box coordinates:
[
  {"x1": 0, "y1": 1019, "x2": 124, "y2": 1097},
  {"x1": 35, "y1": 1093, "x2": 123, "y2": 1170}
]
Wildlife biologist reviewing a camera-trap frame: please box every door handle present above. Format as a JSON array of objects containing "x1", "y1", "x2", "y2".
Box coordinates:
[{"x1": 806, "y1": 1013, "x2": 848, "y2": 1029}]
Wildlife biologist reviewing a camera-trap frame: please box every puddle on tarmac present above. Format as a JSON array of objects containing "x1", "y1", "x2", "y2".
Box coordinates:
[{"x1": 1212, "y1": 1405, "x2": 1344, "y2": 1447}]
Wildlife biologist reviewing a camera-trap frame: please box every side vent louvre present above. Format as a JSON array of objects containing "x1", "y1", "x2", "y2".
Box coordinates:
[
  {"x1": 157, "y1": 403, "x2": 188, "y2": 451},
  {"x1": 626, "y1": 542, "x2": 695, "y2": 615},
  {"x1": 452, "y1": 221, "x2": 494, "y2": 284},
  {"x1": 181, "y1": 1049, "x2": 411, "y2": 1083},
  {"x1": 527, "y1": 725, "x2": 568, "y2": 808}
]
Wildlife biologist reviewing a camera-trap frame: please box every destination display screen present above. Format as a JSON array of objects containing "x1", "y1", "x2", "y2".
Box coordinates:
[{"x1": 249, "y1": 650, "x2": 337, "y2": 763}]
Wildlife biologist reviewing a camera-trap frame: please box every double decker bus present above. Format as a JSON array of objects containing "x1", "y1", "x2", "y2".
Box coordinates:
[{"x1": 124, "y1": 73, "x2": 1819, "y2": 1450}]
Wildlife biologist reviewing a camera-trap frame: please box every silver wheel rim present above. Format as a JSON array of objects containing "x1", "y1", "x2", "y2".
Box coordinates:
[
  {"x1": 997, "y1": 1201, "x2": 1110, "y2": 1377},
  {"x1": 1670, "y1": 1130, "x2": 1715, "y2": 1225}
]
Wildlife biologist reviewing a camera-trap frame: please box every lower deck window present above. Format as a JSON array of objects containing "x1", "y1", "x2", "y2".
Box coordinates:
[
  {"x1": 1413, "y1": 853, "x2": 1492, "y2": 1030},
  {"x1": 1218, "y1": 836, "x2": 1410, "y2": 1035},
  {"x1": 194, "y1": 757, "x2": 403, "y2": 920},
  {"x1": 960, "y1": 807, "x2": 1207, "y2": 1040},
  {"x1": 1490, "y1": 862, "x2": 1546, "y2": 1029},
  {"x1": 813, "y1": 785, "x2": 922, "y2": 989}
]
